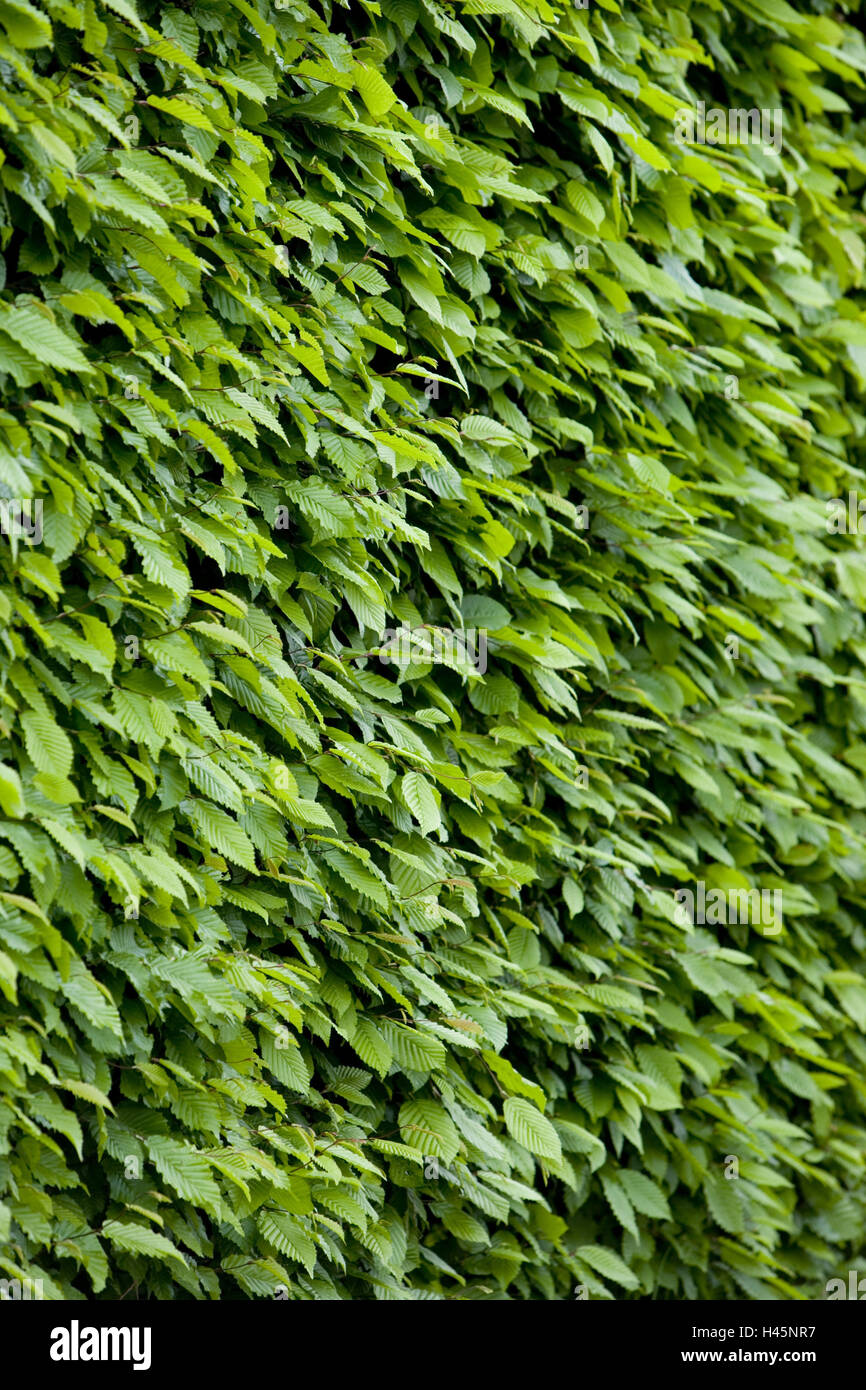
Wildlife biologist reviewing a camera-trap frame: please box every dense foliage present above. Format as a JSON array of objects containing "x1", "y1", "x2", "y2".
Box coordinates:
[{"x1": 1, "y1": 0, "x2": 866, "y2": 1301}]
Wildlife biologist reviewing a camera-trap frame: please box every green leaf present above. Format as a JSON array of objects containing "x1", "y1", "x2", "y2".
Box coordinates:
[
  {"x1": 102, "y1": 1220, "x2": 185, "y2": 1265},
  {"x1": 186, "y1": 801, "x2": 257, "y2": 870},
  {"x1": 502, "y1": 1097, "x2": 562, "y2": 1162},
  {"x1": 401, "y1": 770, "x2": 441, "y2": 834},
  {"x1": 258, "y1": 1211, "x2": 317, "y2": 1274},
  {"x1": 0, "y1": 763, "x2": 24, "y2": 818},
  {"x1": 576, "y1": 1244, "x2": 640, "y2": 1290},
  {"x1": 482, "y1": 1050, "x2": 546, "y2": 1110},
  {"x1": 353, "y1": 62, "x2": 396, "y2": 119},
  {"x1": 617, "y1": 1170, "x2": 671, "y2": 1220},
  {"x1": 399, "y1": 1099, "x2": 461, "y2": 1162},
  {"x1": 704, "y1": 1173, "x2": 745, "y2": 1235},
  {"x1": 0, "y1": 305, "x2": 90, "y2": 371},
  {"x1": 145, "y1": 1135, "x2": 222, "y2": 1208}
]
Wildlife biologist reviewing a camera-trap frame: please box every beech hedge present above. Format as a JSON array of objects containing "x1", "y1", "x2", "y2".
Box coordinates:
[{"x1": 1, "y1": 0, "x2": 866, "y2": 1301}]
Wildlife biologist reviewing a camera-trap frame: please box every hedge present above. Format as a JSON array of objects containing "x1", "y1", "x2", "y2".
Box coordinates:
[{"x1": 1, "y1": 0, "x2": 866, "y2": 1301}]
